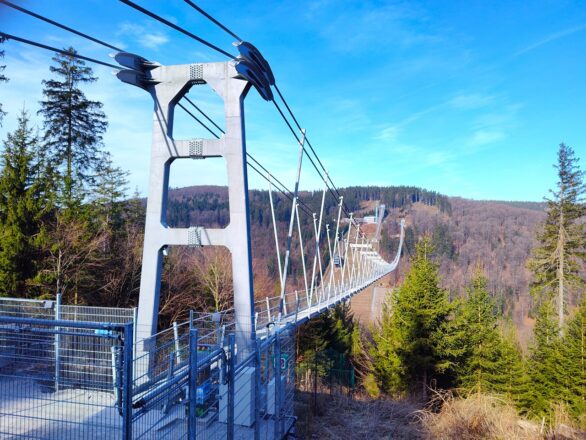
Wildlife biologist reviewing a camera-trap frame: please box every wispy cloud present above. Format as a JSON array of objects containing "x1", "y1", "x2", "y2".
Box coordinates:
[
  {"x1": 310, "y1": 2, "x2": 442, "y2": 53},
  {"x1": 514, "y1": 23, "x2": 586, "y2": 56},
  {"x1": 117, "y1": 23, "x2": 169, "y2": 50},
  {"x1": 449, "y1": 93, "x2": 494, "y2": 110},
  {"x1": 468, "y1": 130, "x2": 505, "y2": 146}
]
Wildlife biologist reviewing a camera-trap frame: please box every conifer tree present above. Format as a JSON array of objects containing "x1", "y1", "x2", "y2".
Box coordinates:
[
  {"x1": 371, "y1": 237, "x2": 452, "y2": 398},
  {"x1": 526, "y1": 300, "x2": 564, "y2": 421},
  {"x1": 370, "y1": 296, "x2": 405, "y2": 394},
  {"x1": 38, "y1": 48, "x2": 107, "y2": 209},
  {"x1": 561, "y1": 298, "x2": 586, "y2": 425},
  {"x1": 528, "y1": 144, "x2": 586, "y2": 331},
  {"x1": 452, "y1": 272, "x2": 504, "y2": 394},
  {"x1": 0, "y1": 36, "x2": 8, "y2": 126},
  {"x1": 497, "y1": 324, "x2": 529, "y2": 408},
  {"x1": 91, "y1": 151, "x2": 129, "y2": 236},
  {"x1": 0, "y1": 109, "x2": 54, "y2": 296}
]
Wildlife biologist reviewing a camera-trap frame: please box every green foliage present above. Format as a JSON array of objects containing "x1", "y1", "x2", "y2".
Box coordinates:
[
  {"x1": 0, "y1": 109, "x2": 54, "y2": 297},
  {"x1": 528, "y1": 143, "x2": 586, "y2": 327},
  {"x1": 371, "y1": 237, "x2": 453, "y2": 398},
  {"x1": 449, "y1": 273, "x2": 504, "y2": 393},
  {"x1": 497, "y1": 324, "x2": 528, "y2": 407},
  {"x1": 560, "y1": 299, "x2": 586, "y2": 426},
  {"x1": 38, "y1": 48, "x2": 108, "y2": 209},
  {"x1": 297, "y1": 302, "x2": 358, "y2": 386},
  {"x1": 91, "y1": 151, "x2": 129, "y2": 234},
  {"x1": 525, "y1": 300, "x2": 564, "y2": 421}
]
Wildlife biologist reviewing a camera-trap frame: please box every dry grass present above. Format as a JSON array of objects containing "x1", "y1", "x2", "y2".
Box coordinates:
[
  {"x1": 414, "y1": 391, "x2": 585, "y2": 440},
  {"x1": 295, "y1": 391, "x2": 422, "y2": 440},
  {"x1": 294, "y1": 390, "x2": 585, "y2": 440},
  {"x1": 415, "y1": 392, "x2": 536, "y2": 440}
]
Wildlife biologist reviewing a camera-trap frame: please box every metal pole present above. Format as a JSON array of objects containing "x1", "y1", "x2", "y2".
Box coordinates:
[
  {"x1": 122, "y1": 322, "x2": 134, "y2": 440},
  {"x1": 254, "y1": 338, "x2": 262, "y2": 440},
  {"x1": 295, "y1": 204, "x2": 310, "y2": 304},
  {"x1": 279, "y1": 129, "x2": 307, "y2": 315},
  {"x1": 227, "y1": 334, "x2": 236, "y2": 440},
  {"x1": 54, "y1": 293, "x2": 61, "y2": 392},
  {"x1": 173, "y1": 321, "x2": 182, "y2": 364},
  {"x1": 331, "y1": 197, "x2": 343, "y2": 294},
  {"x1": 274, "y1": 332, "x2": 282, "y2": 439},
  {"x1": 325, "y1": 224, "x2": 333, "y2": 300},
  {"x1": 188, "y1": 328, "x2": 198, "y2": 440},
  {"x1": 309, "y1": 184, "x2": 327, "y2": 306},
  {"x1": 340, "y1": 214, "x2": 353, "y2": 289},
  {"x1": 268, "y1": 182, "x2": 284, "y2": 290}
]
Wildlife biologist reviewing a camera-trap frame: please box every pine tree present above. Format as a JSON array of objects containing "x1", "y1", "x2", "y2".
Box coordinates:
[
  {"x1": 91, "y1": 151, "x2": 129, "y2": 236},
  {"x1": 371, "y1": 237, "x2": 452, "y2": 399},
  {"x1": 0, "y1": 36, "x2": 8, "y2": 125},
  {"x1": 526, "y1": 300, "x2": 564, "y2": 421},
  {"x1": 452, "y1": 272, "x2": 505, "y2": 394},
  {"x1": 560, "y1": 298, "x2": 586, "y2": 425},
  {"x1": 38, "y1": 48, "x2": 107, "y2": 209},
  {"x1": 497, "y1": 323, "x2": 529, "y2": 408},
  {"x1": 0, "y1": 109, "x2": 54, "y2": 296},
  {"x1": 370, "y1": 296, "x2": 405, "y2": 395},
  {"x1": 528, "y1": 144, "x2": 586, "y2": 332}
]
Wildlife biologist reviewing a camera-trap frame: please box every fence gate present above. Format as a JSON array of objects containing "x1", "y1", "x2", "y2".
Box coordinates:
[{"x1": 0, "y1": 316, "x2": 133, "y2": 439}]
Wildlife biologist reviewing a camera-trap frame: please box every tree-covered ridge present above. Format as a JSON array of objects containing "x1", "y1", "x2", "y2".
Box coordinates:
[{"x1": 166, "y1": 184, "x2": 452, "y2": 228}]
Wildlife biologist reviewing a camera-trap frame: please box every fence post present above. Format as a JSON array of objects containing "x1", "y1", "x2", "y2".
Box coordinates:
[
  {"x1": 227, "y1": 334, "x2": 235, "y2": 440},
  {"x1": 54, "y1": 293, "x2": 61, "y2": 392},
  {"x1": 122, "y1": 322, "x2": 134, "y2": 440},
  {"x1": 188, "y1": 328, "x2": 198, "y2": 440},
  {"x1": 173, "y1": 321, "x2": 182, "y2": 364},
  {"x1": 254, "y1": 338, "x2": 261, "y2": 440},
  {"x1": 274, "y1": 332, "x2": 282, "y2": 439}
]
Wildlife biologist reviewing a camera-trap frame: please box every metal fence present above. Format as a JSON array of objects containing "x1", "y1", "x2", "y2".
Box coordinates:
[
  {"x1": 0, "y1": 307, "x2": 297, "y2": 440},
  {"x1": 0, "y1": 316, "x2": 132, "y2": 439}
]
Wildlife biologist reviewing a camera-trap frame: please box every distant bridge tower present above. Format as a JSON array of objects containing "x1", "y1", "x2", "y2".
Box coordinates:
[{"x1": 114, "y1": 54, "x2": 256, "y2": 354}]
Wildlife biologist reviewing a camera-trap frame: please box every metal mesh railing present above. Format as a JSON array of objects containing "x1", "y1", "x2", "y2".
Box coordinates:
[
  {"x1": 0, "y1": 316, "x2": 132, "y2": 439},
  {"x1": 0, "y1": 304, "x2": 298, "y2": 440}
]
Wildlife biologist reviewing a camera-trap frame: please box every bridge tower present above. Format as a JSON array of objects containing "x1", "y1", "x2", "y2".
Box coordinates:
[{"x1": 115, "y1": 55, "x2": 256, "y2": 354}]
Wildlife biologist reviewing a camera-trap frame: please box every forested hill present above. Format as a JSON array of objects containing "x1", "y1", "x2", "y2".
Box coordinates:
[
  {"x1": 166, "y1": 185, "x2": 546, "y2": 336},
  {"x1": 166, "y1": 185, "x2": 451, "y2": 228}
]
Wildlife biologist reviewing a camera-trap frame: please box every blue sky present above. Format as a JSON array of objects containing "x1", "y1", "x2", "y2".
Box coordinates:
[{"x1": 1, "y1": 0, "x2": 585, "y2": 201}]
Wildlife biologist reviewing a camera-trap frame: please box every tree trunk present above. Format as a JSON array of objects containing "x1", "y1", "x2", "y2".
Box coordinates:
[{"x1": 558, "y1": 210, "x2": 565, "y2": 334}]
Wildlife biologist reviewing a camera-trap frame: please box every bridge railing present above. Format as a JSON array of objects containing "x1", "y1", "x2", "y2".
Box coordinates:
[{"x1": 0, "y1": 310, "x2": 297, "y2": 440}]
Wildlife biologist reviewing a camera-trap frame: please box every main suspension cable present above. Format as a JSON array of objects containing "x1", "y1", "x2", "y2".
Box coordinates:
[
  {"x1": 1, "y1": 1, "x2": 123, "y2": 52},
  {"x1": 119, "y1": 0, "x2": 236, "y2": 59},
  {"x1": 0, "y1": 32, "x2": 121, "y2": 70},
  {"x1": 183, "y1": 0, "x2": 243, "y2": 42}
]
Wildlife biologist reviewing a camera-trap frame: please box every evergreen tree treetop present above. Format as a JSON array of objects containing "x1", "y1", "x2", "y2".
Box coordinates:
[
  {"x1": 526, "y1": 300, "x2": 564, "y2": 420},
  {"x1": 528, "y1": 143, "x2": 585, "y2": 330},
  {"x1": 38, "y1": 47, "x2": 107, "y2": 209},
  {"x1": 0, "y1": 109, "x2": 54, "y2": 296},
  {"x1": 372, "y1": 236, "x2": 453, "y2": 398}
]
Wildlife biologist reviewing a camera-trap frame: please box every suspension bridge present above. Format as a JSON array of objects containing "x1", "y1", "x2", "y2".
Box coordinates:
[{"x1": 0, "y1": 1, "x2": 405, "y2": 439}]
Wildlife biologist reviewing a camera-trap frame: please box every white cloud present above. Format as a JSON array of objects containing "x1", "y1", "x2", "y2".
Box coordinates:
[
  {"x1": 117, "y1": 23, "x2": 169, "y2": 50},
  {"x1": 376, "y1": 125, "x2": 399, "y2": 142},
  {"x1": 449, "y1": 93, "x2": 494, "y2": 110},
  {"x1": 469, "y1": 130, "x2": 505, "y2": 146},
  {"x1": 515, "y1": 23, "x2": 586, "y2": 57}
]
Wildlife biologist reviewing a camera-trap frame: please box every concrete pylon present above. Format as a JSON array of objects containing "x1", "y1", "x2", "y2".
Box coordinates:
[{"x1": 131, "y1": 61, "x2": 256, "y2": 355}]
